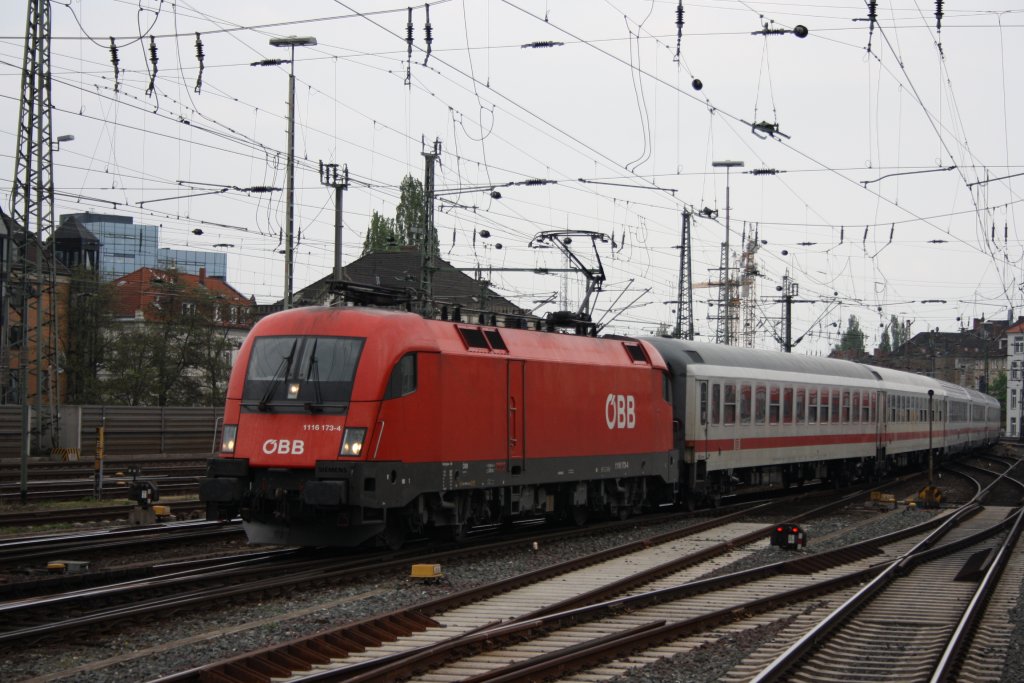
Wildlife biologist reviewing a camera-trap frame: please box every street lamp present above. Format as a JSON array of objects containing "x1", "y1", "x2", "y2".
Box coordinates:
[
  {"x1": 269, "y1": 35, "x2": 317, "y2": 310},
  {"x1": 712, "y1": 160, "x2": 744, "y2": 345}
]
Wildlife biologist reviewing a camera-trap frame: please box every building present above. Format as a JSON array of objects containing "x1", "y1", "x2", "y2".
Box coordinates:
[
  {"x1": 279, "y1": 247, "x2": 528, "y2": 322},
  {"x1": 1007, "y1": 321, "x2": 1024, "y2": 438},
  {"x1": 110, "y1": 266, "x2": 253, "y2": 338},
  {"x1": 58, "y1": 212, "x2": 226, "y2": 281}
]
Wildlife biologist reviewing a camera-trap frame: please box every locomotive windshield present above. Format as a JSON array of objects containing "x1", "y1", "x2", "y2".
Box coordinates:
[{"x1": 241, "y1": 336, "x2": 364, "y2": 413}]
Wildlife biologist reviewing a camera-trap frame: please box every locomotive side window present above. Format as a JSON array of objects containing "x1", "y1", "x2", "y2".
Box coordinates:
[
  {"x1": 484, "y1": 330, "x2": 508, "y2": 351},
  {"x1": 624, "y1": 343, "x2": 648, "y2": 363},
  {"x1": 740, "y1": 384, "x2": 752, "y2": 424},
  {"x1": 700, "y1": 383, "x2": 708, "y2": 426},
  {"x1": 662, "y1": 373, "x2": 671, "y2": 402},
  {"x1": 384, "y1": 353, "x2": 417, "y2": 399},
  {"x1": 724, "y1": 384, "x2": 737, "y2": 424},
  {"x1": 795, "y1": 387, "x2": 806, "y2": 423},
  {"x1": 755, "y1": 385, "x2": 767, "y2": 425},
  {"x1": 712, "y1": 383, "x2": 721, "y2": 424},
  {"x1": 458, "y1": 327, "x2": 490, "y2": 349},
  {"x1": 807, "y1": 389, "x2": 817, "y2": 423}
]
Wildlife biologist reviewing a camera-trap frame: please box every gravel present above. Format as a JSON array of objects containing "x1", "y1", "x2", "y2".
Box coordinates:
[{"x1": 3, "y1": 477, "x2": 1023, "y2": 683}]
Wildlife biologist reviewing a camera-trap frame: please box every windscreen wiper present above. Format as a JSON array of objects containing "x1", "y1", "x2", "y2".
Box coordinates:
[
  {"x1": 304, "y1": 338, "x2": 325, "y2": 413},
  {"x1": 258, "y1": 339, "x2": 298, "y2": 411}
]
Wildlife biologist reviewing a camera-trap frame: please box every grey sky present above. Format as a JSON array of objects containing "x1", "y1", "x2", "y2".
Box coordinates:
[{"x1": 2, "y1": 0, "x2": 1021, "y2": 354}]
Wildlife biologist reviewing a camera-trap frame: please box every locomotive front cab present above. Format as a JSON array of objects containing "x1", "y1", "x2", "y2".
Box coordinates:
[{"x1": 201, "y1": 331, "x2": 377, "y2": 538}]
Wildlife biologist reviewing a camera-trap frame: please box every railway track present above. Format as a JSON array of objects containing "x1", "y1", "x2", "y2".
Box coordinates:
[
  {"x1": 0, "y1": 500, "x2": 204, "y2": 528},
  {"x1": 140, "y1": 465, "x2": 1024, "y2": 683}
]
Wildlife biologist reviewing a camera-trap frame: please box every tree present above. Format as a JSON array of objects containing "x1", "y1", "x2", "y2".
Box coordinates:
[
  {"x1": 878, "y1": 325, "x2": 891, "y2": 354},
  {"x1": 877, "y1": 315, "x2": 911, "y2": 354},
  {"x1": 63, "y1": 268, "x2": 115, "y2": 404},
  {"x1": 891, "y1": 315, "x2": 911, "y2": 348},
  {"x1": 834, "y1": 315, "x2": 866, "y2": 356},
  {"x1": 395, "y1": 174, "x2": 437, "y2": 256},
  {"x1": 96, "y1": 271, "x2": 239, "y2": 406},
  {"x1": 361, "y1": 210, "x2": 402, "y2": 255}
]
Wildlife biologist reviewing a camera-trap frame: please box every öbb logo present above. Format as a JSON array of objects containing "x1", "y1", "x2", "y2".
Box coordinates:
[
  {"x1": 262, "y1": 439, "x2": 305, "y2": 455},
  {"x1": 605, "y1": 394, "x2": 636, "y2": 429}
]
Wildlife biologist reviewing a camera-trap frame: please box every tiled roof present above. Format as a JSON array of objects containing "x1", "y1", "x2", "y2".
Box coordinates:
[
  {"x1": 110, "y1": 267, "x2": 253, "y2": 324},
  {"x1": 293, "y1": 248, "x2": 526, "y2": 315}
]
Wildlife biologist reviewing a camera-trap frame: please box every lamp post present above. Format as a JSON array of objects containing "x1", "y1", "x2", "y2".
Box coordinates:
[
  {"x1": 269, "y1": 36, "x2": 317, "y2": 310},
  {"x1": 712, "y1": 160, "x2": 743, "y2": 345}
]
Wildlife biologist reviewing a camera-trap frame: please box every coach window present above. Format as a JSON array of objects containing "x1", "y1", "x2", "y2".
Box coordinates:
[
  {"x1": 808, "y1": 388, "x2": 818, "y2": 423},
  {"x1": 724, "y1": 384, "x2": 737, "y2": 424},
  {"x1": 796, "y1": 387, "x2": 806, "y2": 423},
  {"x1": 842, "y1": 391, "x2": 851, "y2": 423},
  {"x1": 851, "y1": 392, "x2": 860, "y2": 423},
  {"x1": 740, "y1": 384, "x2": 752, "y2": 424},
  {"x1": 755, "y1": 385, "x2": 767, "y2": 424},
  {"x1": 819, "y1": 388, "x2": 831, "y2": 424},
  {"x1": 863, "y1": 392, "x2": 871, "y2": 422},
  {"x1": 700, "y1": 383, "x2": 708, "y2": 426},
  {"x1": 783, "y1": 387, "x2": 793, "y2": 424},
  {"x1": 384, "y1": 353, "x2": 417, "y2": 399},
  {"x1": 769, "y1": 386, "x2": 781, "y2": 424},
  {"x1": 889, "y1": 395, "x2": 896, "y2": 422},
  {"x1": 712, "y1": 383, "x2": 721, "y2": 424},
  {"x1": 831, "y1": 389, "x2": 841, "y2": 424}
]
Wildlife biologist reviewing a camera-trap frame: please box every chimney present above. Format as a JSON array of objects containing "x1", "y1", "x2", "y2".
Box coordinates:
[{"x1": 199, "y1": 267, "x2": 206, "y2": 285}]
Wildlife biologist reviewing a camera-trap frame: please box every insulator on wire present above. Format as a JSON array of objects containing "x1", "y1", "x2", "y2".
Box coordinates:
[
  {"x1": 194, "y1": 33, "x2": 205, "y2": 94},
  {"x1": 674, "y1": 0, "x2": 684, "y2": 62},
  {"x1": 146, "y1": 35, "x2": 159, "y2": 96},
  {"x1": 866, "y1": 0, "x2": 877, "y2": 52},
  {"x1": 405, "y1": 7, "x2": 414, "y2": 85},
  {"x1": 423, "y1": 3, "x2": 433, "y2": 66},
  {"x1": 109, "y1": 37, "x2": 120, "y2": 92},
  {"x1": 935, "y1": 0, "x2": 943, "y2": 32}
]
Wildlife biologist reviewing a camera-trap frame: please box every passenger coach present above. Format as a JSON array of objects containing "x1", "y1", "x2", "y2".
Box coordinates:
[{"x1": 644, "y1": 338, "x2": 1000, "y2": 507}]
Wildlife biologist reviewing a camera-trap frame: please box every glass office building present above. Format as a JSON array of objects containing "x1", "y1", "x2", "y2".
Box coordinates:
[{"x1": 59, "y1": 213, "x2": 226, "y2": 281}]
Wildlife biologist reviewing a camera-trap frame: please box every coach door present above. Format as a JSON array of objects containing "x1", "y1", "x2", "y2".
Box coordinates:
[
  {"x1": 507, "y1": 360, "x2": 525, "y2": 475},
  {"x1": 876, "y1": 390, "x2": 887, "y2": 458}
]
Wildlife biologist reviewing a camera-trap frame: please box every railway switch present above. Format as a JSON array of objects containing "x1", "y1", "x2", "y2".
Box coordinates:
[{"x1": 770, "y1": 524, "x2": 806, "y2": 550}]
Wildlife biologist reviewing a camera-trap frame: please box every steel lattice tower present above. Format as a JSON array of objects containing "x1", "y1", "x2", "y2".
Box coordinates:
[
  {"x1": 673, "y1": 210, "x2": 694, "y2": 340},
  {"x1": 4, "y1": 0, "x2": 61, "y2": 459}
]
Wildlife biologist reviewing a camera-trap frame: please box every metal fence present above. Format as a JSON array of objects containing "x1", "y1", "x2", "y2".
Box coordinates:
[{"x1": 0, "y1": 405, "x2": 224, "y2": 459}]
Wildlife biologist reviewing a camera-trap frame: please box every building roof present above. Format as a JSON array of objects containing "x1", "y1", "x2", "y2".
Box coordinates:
[
  {"x1": 290, "y1": 247, "x2": 526, "y2": 316},
  {"x1": 110, "y1": 266, "x2": 253, "y2": 325}
]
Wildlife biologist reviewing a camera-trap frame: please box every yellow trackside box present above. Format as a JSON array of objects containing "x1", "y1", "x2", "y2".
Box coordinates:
[
  {"x1": 152, "y1": 505, "x2": 171, "y2": 518},
  {"x1": 410, "y1": 564, "x2": 443, "y2": 579}
]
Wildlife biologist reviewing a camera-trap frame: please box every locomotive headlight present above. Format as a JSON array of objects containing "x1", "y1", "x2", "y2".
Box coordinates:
[
  {"x1": 221, "y1": 424, "x2": 238, "y2": 454},
  {"x1": 287, "y1": 383, "x2": 301, "y2": 399},
  {"x1": 340, "y1": 428, "x2": 367, "y2": 457}
]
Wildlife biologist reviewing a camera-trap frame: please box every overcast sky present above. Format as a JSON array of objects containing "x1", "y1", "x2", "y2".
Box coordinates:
[{"x1": 2, "y1": 1, "x2": 1022, "y2": 355}]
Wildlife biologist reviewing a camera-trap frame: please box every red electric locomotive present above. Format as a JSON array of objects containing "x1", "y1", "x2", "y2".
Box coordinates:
[{"x1": 201, "y1": 307, "x2": 677, "y2": 546}]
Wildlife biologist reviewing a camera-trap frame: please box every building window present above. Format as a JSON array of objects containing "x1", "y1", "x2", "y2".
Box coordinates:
[{"x1": 1012, "y1": 389, "x2": 1018, "y2": 410}]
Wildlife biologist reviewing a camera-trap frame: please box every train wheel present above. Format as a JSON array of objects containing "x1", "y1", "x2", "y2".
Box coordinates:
[
  {"x1": 571, "y1": 505, "x2": 589, "y2": 527},
  {"x1": 382, "y1": 515, "x2": 407, "y2": 550}
]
